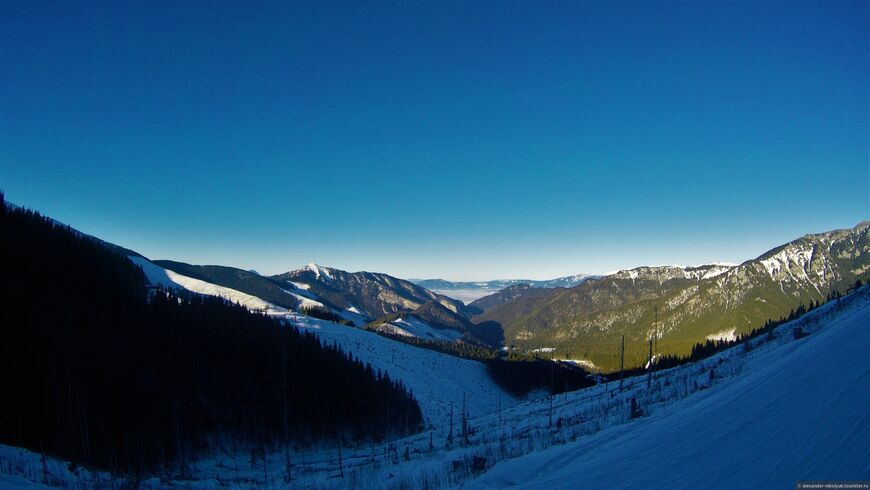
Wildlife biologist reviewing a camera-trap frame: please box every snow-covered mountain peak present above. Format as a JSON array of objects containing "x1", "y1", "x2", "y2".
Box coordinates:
[
  {"x1": 289, "y1": 262, "x2": 335, "y2": 280},
  {"x1": 304, "y1": 262, "x2": 330, "y2": 279}
]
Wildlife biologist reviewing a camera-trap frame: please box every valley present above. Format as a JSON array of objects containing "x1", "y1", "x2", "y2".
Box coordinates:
[
  {"x1": 5, "y1": 275, "x2": 868, "y2": 489},
  {"x1": 2, "y1": 197, "x2": 868, "y2": 490}
]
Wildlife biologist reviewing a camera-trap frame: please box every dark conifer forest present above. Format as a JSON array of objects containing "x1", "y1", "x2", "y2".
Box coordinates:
[{"x1": 0, "y1": 195, "x2": 422, "y2": 474}]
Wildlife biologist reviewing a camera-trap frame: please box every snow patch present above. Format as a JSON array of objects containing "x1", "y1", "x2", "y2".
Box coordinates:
[
  {"x1": 374, "y1": 317, "x2": 465, "y2": 343},
  {"x1": 706, "y1": 328, "x2": 737, "y2": 342},
  {"x1": 560, "y1": 359, "x2": 597, "y2": 370},
  {"x1": 283, "y1": 289, "x2": 326, "y2": 309}
]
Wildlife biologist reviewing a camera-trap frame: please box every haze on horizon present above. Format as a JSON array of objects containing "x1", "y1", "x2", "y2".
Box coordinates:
[{"x1": 1, "y1": 1, "x2": 867, "y2": 281}]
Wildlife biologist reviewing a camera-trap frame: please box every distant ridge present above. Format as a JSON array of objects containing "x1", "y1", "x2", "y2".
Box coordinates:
[{"x1": 411, "y1": 274, "x2": 597, "y2": 292}]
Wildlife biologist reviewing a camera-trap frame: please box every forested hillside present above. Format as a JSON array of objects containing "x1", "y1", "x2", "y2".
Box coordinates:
[
  {"x1": 0, "y1": 195, "x2": 422, "y2": 475},
  {"x1": 474, "y1": 224, "x2": 870, "y2": 371}
]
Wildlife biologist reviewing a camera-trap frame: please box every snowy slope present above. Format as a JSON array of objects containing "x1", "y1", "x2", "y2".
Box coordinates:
[
  {"x1": 3, "y1": 287, "x2": 867, "y2": 489},
  {"x1": 469, "y1": 290, "x2": 870, "y2": 488},
  {"x1": 284, "y1": 313, "x2": 517, "y2": 426},
  {"x1": 130, "y1": 253, "x2": 513, "y2": 425},
  {"x1": 128, "y1": 256, "x2": 284, "y2": 312},
  {"x1": 280, "y1": 279, "x2": 372, "y2": 325},
  {"x1": 0, "y1": 311, "x2": 519, "y2": 489},
  {"x1": 372, "y1": 316, "x2": 465, "y2": 342}
]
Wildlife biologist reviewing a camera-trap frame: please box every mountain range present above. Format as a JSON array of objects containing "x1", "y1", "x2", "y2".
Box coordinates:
[
  {"x1": 4, "y1": 196, "x2": 868, "y2": 489},
  {"x1": 27, "y1": 196, "x2": 867, "y2": 373},
  {"x1": 472, "y1": 222, "x2": 870, "y2": 371},
  {"x1": 133, "y1": 222, "x2": 870, "y2": 371},
  {"x1": 274, "y1": 263, "x2": 473, "y2": 320},
  {"x1": 152, "y1": 260, "x2": 475, "y2": 329}
]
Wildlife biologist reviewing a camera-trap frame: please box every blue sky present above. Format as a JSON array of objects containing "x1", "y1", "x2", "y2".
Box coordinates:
[{"x1": 2, "y1": 1, "x2": 868, "y2": 280}]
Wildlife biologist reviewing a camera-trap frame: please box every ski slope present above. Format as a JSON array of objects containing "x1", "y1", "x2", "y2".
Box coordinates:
[
  {"x1": 284, "y1": 313, "x2": 517, "y2": 426},
  {"x1": 469, "y1": 289, "x2": 870, "y2": 489}
]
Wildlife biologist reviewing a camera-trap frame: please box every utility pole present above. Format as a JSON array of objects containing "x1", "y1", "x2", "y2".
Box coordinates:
[
  {"x1": 619, "y1": 335, "x2": 625, "y2": 390},
  {"x1": 447, "y1": 402, "x2": 453, "y2": 447},
  {"x1": 647, "y1": 333, "x2": 653, "y2": 389},
  {"x1": 654, "y1": 305, "x2": 658, "y2": 358},
  {"x1": 549, "y1": 395, "x2": 554, "y2": 429},
  {"x1": 281, "y1": 332, "x2": 291, "y2": 480},
  {"x1": 462, "y1": 392, "x2": 469, "y2": 446},
  {"x1": 550, "y1": 361, "x2": 555, "y2": 394},
  {"x1": 337, "y1": 433, "x2": 343, "y2": 478},
  {"x1": 549, "y1": 361, "x2": 555, "y2": 428}
]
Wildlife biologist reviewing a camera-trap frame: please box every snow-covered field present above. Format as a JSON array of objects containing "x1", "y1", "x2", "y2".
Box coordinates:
[
  {"x1": 280, "y1": 313, "x2": 517, "y2": 425},
  {"x1": 3, "y1": 280, "x2": 867, "y2": 489}
]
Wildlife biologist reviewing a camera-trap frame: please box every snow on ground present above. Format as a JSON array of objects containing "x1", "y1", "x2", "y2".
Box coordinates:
[
  {"x1": 4, "y1": 282, "x2": 867, "y2": 489},
  {"x1": 128, "y1": 256, "x2": 283, "y2": 313},
  {"x1": 0, "y1": 443, "x2": 176, "y2": 489},
  {"x1": 469, "y1": 288, "x2": 870, "y2": 489},
  {"x1": 701, "y1": 266, "x2": 732, "y2": 279},
  {"x1": 282, "y1": 288, "x2": 327, "y2": 309},
  {"x1": 131, "y1": 256, "x2": 370, "y2": 329},
  {"x1": 373, "y1": 317, "x2": 465, "y2": 343},
  {"x1": 283, "y1": 281, "x2": 319, "y2": 300},
  {"x1": 337, "y1": 306, "x2": 371, "y2": 327},
  {"x1": 0, "y1": 308, "x2": 517, "y2": 489},
  {"x1": 706, "y1": 327, "x2": 737, "y2": 342},
  {"x1": 559, "y1": 359, "x2": 596, "y2": 370},
  {"x1": 282, "y1": 313, "x2": 517, "y2": 426},
  {"x1": 531, "y1": 347, "x2": 555, "y2": 353},
  {"x1": 282, "y1": 282, "x2": 370, "y2": 325}
]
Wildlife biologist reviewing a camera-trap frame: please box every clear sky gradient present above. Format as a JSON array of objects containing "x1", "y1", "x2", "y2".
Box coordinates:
[{"x1": 2, "y1": 1, "x2": 868, "y2": 280}]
